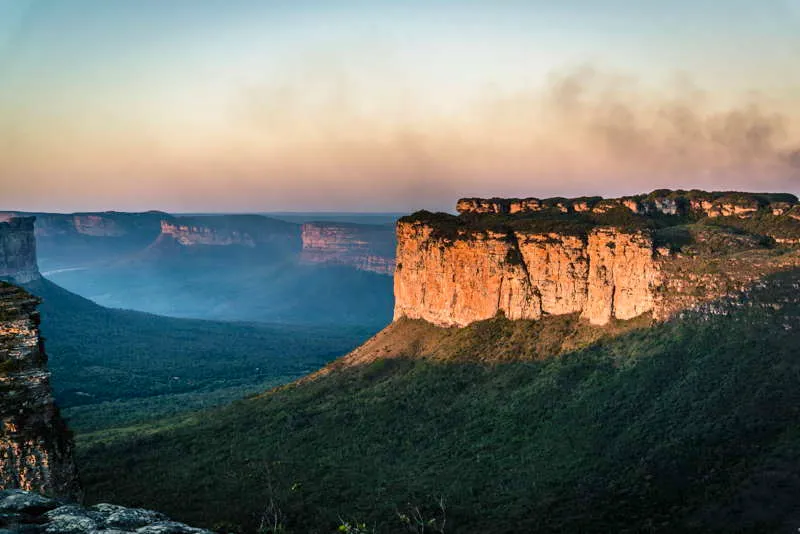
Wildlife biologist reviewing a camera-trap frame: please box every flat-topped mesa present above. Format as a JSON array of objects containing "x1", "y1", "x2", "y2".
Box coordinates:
[
  {"x1": 161, "y1": 220, "x2": 257, "y2": 247},
  {"x1": 394, "y1": 222, "x2": 658, "y2": 326},
  {"x1": 456, "y1": 190, "x2": 799, "y2": 219},
  {"x1": 159, "y1": 216, "x2": 300, "y2": 248},
  {"x1": 300, "y1": 222, "x2": 396, "y2": 275},
  {"x1": 395, "y1": 190, "x2": 800, "y2": 328},
  {"x1": 0, "y1": 283, "x2": 79, "y2": 498},
  {"x1": 0, "y1": 217, "x2": 40, "y2": 284}
]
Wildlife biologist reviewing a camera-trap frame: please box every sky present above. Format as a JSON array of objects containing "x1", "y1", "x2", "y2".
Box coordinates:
[{"x1": 1, "y1": 0, "x2": 799, "y2": 213}]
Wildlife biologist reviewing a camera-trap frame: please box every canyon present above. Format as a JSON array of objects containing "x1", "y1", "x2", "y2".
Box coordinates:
[
  {"x1": 395, "y1": 190, "x2": 800, "y2": 327},
  {"x1": 0, "y1": 212, "x2": 395, "y2": 325},
  {"x1": 1, "y1": 211, "x2": 396, "y2": 278},
  {"x1": 0, "y1": 218, "x2": 233, "y2": 532}
]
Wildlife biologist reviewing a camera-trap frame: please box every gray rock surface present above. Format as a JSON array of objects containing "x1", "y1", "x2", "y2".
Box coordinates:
[{"x1": 0, "y1": 491, "x2": 212, "y2": 534}]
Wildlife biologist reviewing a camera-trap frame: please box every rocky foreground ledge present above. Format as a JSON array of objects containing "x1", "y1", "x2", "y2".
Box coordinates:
[{"x1": 0, "y1": 490, "x2": 212, "y2": 534}]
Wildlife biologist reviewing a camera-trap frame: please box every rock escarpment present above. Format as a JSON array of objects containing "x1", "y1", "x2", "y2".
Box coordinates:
[
  {"x1": 0, "y1": 283, "x2": 79, "y2": 499},
  {"x1": 394, "y1": 222, "x2": 659, "y2": 326},
  {"x1": 0, "y1": 212, "x2": 166, "y2": 240},
  {"x1": 0, "y1": 490, "x2": 212, "y2": 533},
  {"x1": 159, "y1": 216, "x2": 300, "y2": 249},
  {"x1": 301, "y1": 222, "x2": 396, "y2": 275},
  {"x1": 0, "y1": 218, "x2": 40, "y2": 284},
  {"x1": 395, "y1": 190, "x2": 800, "y2": 327},
  {"x1": 0, "y1": 212, "x2": 169, "y2": 271}
]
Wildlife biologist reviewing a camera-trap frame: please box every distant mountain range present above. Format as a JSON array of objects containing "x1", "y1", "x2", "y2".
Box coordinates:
[{"x1": 1, "y1": 210, "x2": 398, "y2": 325}]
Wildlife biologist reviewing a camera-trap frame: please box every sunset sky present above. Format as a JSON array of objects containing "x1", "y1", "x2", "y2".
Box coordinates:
[{"x1": 1, "y1": 0, "x2": 799, "y2": 212}]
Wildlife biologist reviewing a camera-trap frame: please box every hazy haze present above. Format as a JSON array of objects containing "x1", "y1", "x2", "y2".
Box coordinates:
[{"x1": 1, "y1": 0, "x2": 799, "y2": 212}]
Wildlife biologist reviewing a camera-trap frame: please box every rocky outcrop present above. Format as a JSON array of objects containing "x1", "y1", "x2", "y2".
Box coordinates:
[
  {"x1": 300, "y1": 222, "x2": 396, "y2": 275},
  {"x1": 394, "y1": 222, "x2": 659, "y2": 326},
  {"x1": 0, "y1": 283, "x2": 78, "y2": 499},
  {"x1": 0, "y1": 218, "x2": 40, "y2": 284},
  {"x1": 456, "y1": 191, "x2": 799, "y2": 220},
  {"x1": 160, "y1": 216, "x2": 300, "y2": 249},
  {"x1": 393, "y1": 225, "x2": 540, "y2": 325},
  {"x1": 0, "y1": 490, "x2": 212, "y2": 533},
  {"x1": 395, "y1": 190, "x2": 800, "y2": 328},
  {"x1": 582, "y1": 229, "x2": 659, "y2": 324}
]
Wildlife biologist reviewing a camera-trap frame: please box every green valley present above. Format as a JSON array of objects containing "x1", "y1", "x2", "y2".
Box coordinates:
[{"x1": 76, "y1": 269, "x2": 800, "y2": 533}]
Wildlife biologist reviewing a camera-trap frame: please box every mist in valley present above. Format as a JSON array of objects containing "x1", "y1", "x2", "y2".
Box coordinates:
[{"x1": 30, "y1": 211, "x2": 397, "y2": 327}]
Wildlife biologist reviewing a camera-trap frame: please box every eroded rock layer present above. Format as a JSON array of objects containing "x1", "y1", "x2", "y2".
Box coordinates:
[
  {"x1": 394, "y1": 223, "x2": 659, "y2": 326},
  {"x1": 0, "y1": 283, "x2": 79, "y2": 499},
  {"x1": 395, "y1": 190, "x2": 800, "y2": 327},
  {"x1": 160, "y1": 216, "x2": 300, "y2": 249},
  {"x1": 301, "y1": 222, "x2": 396, "y2": 275}
]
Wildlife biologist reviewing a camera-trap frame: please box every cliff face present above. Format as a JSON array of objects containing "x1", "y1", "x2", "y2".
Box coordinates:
[
  {"x1": 582, "y1": 229, "x2": 659, "y2": 324},
  {"x1": 159, "y1": 216, "x2": 301, "y2": 249},
  {"x1": 301, "y1": 222, "x2": 396, "y2": 275},
  {"x1": 394, "y1": 223, "x2": 660, "y2": 326},
  {"x1": 161, "y1": 220, "x2": 257, "y2": 247},
  {"x1": 395, "y1": 190, "x2": 800, "y2": 328},
  {"x1": 0, "y1": 283, "x2": 79, "y2": 499},
  {"x1": 0, "y1": 218, "x2": 40, "y2": 284}
]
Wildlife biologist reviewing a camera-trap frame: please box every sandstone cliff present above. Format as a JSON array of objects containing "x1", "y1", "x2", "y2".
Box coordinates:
[
  {"x1": 300, "y1": 222, "x2": 396, "y2": 275},
  {"x1": 394, "y1": 222, "x2": 660, "y2": 326},
  {"x1": 160, "y1": 215, "x2": 300, "y2": 249},
  {"x1": 0, "y1": 218, "x2": 40, "y2": 284},
  {"x1": 0, "y1": 283, "x2": 79, "y2": 499},
  {"x1": 395, "y1": 190, "x2": 800, "y2": 328}
]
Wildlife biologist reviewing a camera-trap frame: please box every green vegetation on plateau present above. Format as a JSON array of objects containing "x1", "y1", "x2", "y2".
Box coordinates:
[
  {"x1": 402, "y1": 189, "x2": 800, "y2": 244},
  {"x1": 77, "y1": 270, "x2": 800, "y2": 533},
  {"x1": 400, "y1": 206, "x2": 676, "y2": 239}
]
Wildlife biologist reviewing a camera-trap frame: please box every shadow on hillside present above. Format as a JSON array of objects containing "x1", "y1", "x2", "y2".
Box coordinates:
[{"x1": 75, "y1": 270, "x2": 800, "y2": 533}]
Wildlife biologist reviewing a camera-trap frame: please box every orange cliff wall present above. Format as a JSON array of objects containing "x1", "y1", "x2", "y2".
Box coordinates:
[
  {"x1": 394, "y1": 190, "x2": 800, "y2": 329},
  {"x1": 393, "y1": 221, "x2": 660, "y2": 326}
]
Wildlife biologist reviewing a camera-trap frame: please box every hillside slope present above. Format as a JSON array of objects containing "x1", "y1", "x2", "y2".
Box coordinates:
[
  {"x1": 77, "y1": 269, "x2": 800, "y2": 533},
  {"x1": 22, "y1": 278, "x2": 373, "y2": 431}
]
